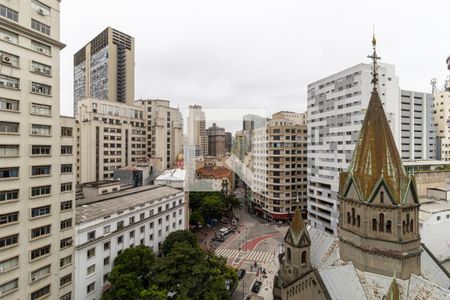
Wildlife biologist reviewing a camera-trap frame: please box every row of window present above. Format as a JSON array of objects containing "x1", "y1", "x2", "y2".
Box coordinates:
[
  {"x1": 0, "y1": 165, "x2": 73, "y2": 179},
  {"x1": 0, "y1": 75, "x2": 52, "y2": 95},
  {"x1": 0, "y1": 122, "x2": 74, "y2": 137},
  {"x1": 0, "y1": 51, "x2": 52, "y2": 76},
  {"x1": 0, "y1": 186, "x2": 74, "y2": 203}
]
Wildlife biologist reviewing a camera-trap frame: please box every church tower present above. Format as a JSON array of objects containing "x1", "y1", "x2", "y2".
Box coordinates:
[
  {"x1": 338, "y1": 35, "x2": 422, "y2": 279},
  {"x1": 278, "y1": 208, "x2": 312, "y2": 284}
]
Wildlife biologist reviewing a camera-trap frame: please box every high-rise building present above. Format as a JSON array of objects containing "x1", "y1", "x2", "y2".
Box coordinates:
[
  {"x1": 433, "y1": 76, "x2": 450, "y2": 161},
  {"x1": 136, "y1": 99, "x2": 183, "y2": 172},
  {"x1": 186, "y1": 105, "x2": 207, "y2": 156},
  {"x1": 76, "y1": 98, "x2": 146, "y2": 184},
  {"x1": 243, "y1": 114, "x2": 267, "y2": 131},
  {"x1": 225, "y1": 132, "x2": 232, "y2": 153},
  {"x1": 251, "y1": 111, "x2": 307, "y2": 220},
  {"x1": 400, "y1": 90, "x2": 436, "y2": 160},
  {"x1": 73, "y1": 27, "x2": 135, "y2": 114},
  {"x1": 0, "y1": 1, "x2": 75, "y2": 298},
  {"x1": 307, "y1": 63, "x2": 401, "y2": 235},
  {"x1": 206, "y1": 123, "x2": 226, "y2": 158}
]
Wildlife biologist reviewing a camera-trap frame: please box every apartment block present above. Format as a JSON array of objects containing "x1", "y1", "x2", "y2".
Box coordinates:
[
  {"x1": 135, "y1": 99, "x2": 183, "y2": 172},
  {"x1": 251, "y1": 112, "x2": 307, "y2": 220},
  {"x1": 0, "y1": 1, "x2": 76, "y2": 299},
  {"x1": 76, "y1": 98, "x2": 146, "y2": 184},
  {"x1": 307, "y1": 63, "x2": 400, "y2": 235},
  {"x1": 74, "y1": 184, "x2": 186, "y2": 300},
  {"x1": 400, "y1": 90, "x2": 436, "y2": 160},
  {"x1": 433, "y1": 79, "x2": 450, "y2": 161},
  {"x1": 206, "y1": 123, "x2": 226, "y2": 158},
  {"x1": 186, "y1": 105, "x2": 207, "y2": 156},
  {"x1": 73, "y1": 27, "x2": 135, "y2": 114}
]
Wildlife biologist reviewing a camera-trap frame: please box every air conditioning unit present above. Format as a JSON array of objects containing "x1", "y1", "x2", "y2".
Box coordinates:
[
  {"x1": 37, "y1": 8, "x2": 45, "y2": 15},
  {"x1": 3, "y1": 36, "x2": 11, "y2": 41},
  {"x1": 1, "y1": 55, "x2": 12, "y2": 64},
  {"x1": 67, "y1": 239, "x2": 73, "y2": 245},
  {"x1": 31, "y1": 276, "x2": 36, "y2": 282},
  {"x1": 35, "y1": 67, "x2": 43, "y2": 73},
  {"x1": 6, "y1": 82, "x2": 16, "y2": 88},
  {"x1": 37, "y1": 47, "x2": 45, "y2": 53},
  {"x1": 0, "y1": 80, "x2": 5, "y2": 86}
]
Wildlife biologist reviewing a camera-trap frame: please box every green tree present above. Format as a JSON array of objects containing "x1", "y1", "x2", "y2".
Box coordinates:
[
  {"x1": 102, "y1": 272, "x2": 142, "y2": 300},
  {"x1": 200, "y1": 194, "x2": 225, "y2": 220},
  {"x1": 161, "y1": 230, "x2": 198, "y2": 255},
  {"x1": 189, "y1": 210, "x2": 205, "y2": 227}
]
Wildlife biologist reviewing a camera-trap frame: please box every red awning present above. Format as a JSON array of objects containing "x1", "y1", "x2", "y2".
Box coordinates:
[{"x1": 270, "y1": 213, "x2": 291, "y2": 220}]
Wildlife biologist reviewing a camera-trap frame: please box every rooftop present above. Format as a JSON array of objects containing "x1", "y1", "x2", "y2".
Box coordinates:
[
  {"x1": 155, "y1": 169, "x2": 186, "y2": 181},
  {"x1": 196, "y1": 166, "x2": 232, "y2": 179},
  {"x1": 419, "y1": 199, "x2": 450, "y2": 223},
  {"x1": 76, "y1": 185, "x2": 181, "y2": 224}
]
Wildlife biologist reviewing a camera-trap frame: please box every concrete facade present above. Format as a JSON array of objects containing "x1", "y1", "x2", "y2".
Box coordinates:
[
  {"x1": 206, "y1": 123, "x2": 226, "y2": 158},
  {"x1": 0, "y1": 1, "x2": 75, "y2": 299},
  {"x1": 433, "y1": 79, "x2": 450, "y2": 161},
  {"x1": 186, "y1": 105, "x2": 207, "y2": 156},
  {"x1": 73, "y1": 27, "x2": 135, "y2": 114}
]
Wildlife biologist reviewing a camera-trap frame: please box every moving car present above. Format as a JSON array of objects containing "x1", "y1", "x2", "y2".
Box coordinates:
[
  {"x1": 251, "y1": 280, "x2": 262, "y2": 293},
  {"x1": 237, "y1": 269, "x2": 246, "y2": 280}
]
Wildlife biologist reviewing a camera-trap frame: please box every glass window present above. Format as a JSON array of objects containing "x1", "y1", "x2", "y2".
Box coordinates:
[
  {"x1": 0, "y1": 4, "x2": 18, "y2": 22},
  {"x1": 31, "y1": 165, "x2": 51, "y2": 176},
  {"x1": 31, "y1": 205, "x2": 50, "y2": 218},
  {"x1": 0, "y1": 74, "x2": 19, "y2": 89},
  {"x1": 30, "y1": 285, "x2": 50, "y2": 300},
  {"x1": 61, "y1": 164, "x2": 72, "y2": 173},
  {"x1": 60, "y1": 255, "x2": 72, "y2": 268},
  {"x1": 31, "y1": 82, "x2": 51, "y2": 95},
  {"x1": 0, "y1": 256, "x2": 18, "y2": 273},
  {"x1": 31, "y1": 19, "x2": 50, "y2": 35},
  {"x1": 61, "y1": 127, "x2": 72, "y2": 137},
  {"x1": 0, "y1": 98, "x2": 19, "y2": 112},
  {"x1": 60, "y1": 201, "x2": 72, "y2": 211},
  {"x1": 0, "y1": 122, "x2": 19, "y2": 134},
  {"x1": 87, "y1": 282, "x2": 95, "y2": 294},
  {"x1": 0, "y1": 145, "x2": 19, "y2": 156},
  {"x1": 31, "y1": 124, "x2": 51, "y2": 136},
  {"x1": 31, "y1": 245, "x2": 50, "y2": 260},
  {"x1": 31, "y1": 224, "x2": 51, "y2": 239},
  {"x1": 61, "y1": 145, "x2": 72, "y2": 155},
  {"x1": 0, "y1": 212, "x2": 18, "y2": 225},
  {"x1": 60, "y1": 238, "x2": 72, "y2": 249},
  {"x1": 0, "y1": 278, "x2": 18, "y2": 295},
  {"x1": 31, "y1": 145, "x2": 51, "y2": 156},
  {"x1": 31, "y1": 103, "x2": 51, "y2": 115},
  {"x1": 31, "y1": 61, "x2": 51, "y2": 76},
  {"x1": 31, "y1": 185, "x2": 51, "y2": 197},
  {"x1": 60, "y1": 273, "x2": 72, "y2": 287},
  {"x1": 87, "y1": 264, "x2": 95, "y2": 275},
  {"x1": 60, "y1": 218, "x2": 72, "y2": 230},
  {"x1": 30, "y1": 264, "x2": 50, "y2": 282},
  {"x1": 60, "y1": 182, "x2": 72, "y2": 192},
  {"x1": 0, "y1": 190, "x2": 18, "y2": 202},
  {"x1": 0, "y1": 234, "x2": 18, "y2": 248},
  {"x1": 87, "y1": 248, "x2": 95, "y2": 259},
  {"x1": 0, "y1": 167, "x2": 19, "y2": 179}
]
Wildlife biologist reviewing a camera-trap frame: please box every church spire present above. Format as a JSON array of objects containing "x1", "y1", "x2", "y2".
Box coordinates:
[
  {"x1": 385, "y1": 272, "x2": 400, "y2": 300},
  {"x1": 367, "y1": 31, "x2": 381, "y2": 90}
]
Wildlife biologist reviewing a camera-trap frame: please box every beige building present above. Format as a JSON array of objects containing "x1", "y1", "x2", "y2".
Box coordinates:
[
  {"x1": 76, "y1": 98, "x2": 146, "y2": 184},
  {"x1": 0, "y1": 1, "x2": 75, "y2": 299},
  {"x1": 251, "y1": 111, "x2": 307, "y2": 221},
  {"x1": 433, "y1": 78, "x2": 450, "y2": 161},
  {"x1": 73, "y1": 27, "x2": 135, "y2": 114},
  {"x1": 135, "y1": 99, "x2": 183, "y2": 172},
  {"x1": 186, "y1": 105, "x2": 207, "y2": 156},
  {"x1": 206, "y1": 123, "x2": 226, "y2": 158}
]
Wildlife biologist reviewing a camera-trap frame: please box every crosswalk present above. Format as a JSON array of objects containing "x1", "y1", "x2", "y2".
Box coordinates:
[{"x1": 214, "y1": 248, "x2": 275, "y2": 263}]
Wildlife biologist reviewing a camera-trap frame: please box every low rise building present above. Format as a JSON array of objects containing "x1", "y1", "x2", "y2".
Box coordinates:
[{"x1": 74, "y1": 185, "x2": 186, "y2": 300}]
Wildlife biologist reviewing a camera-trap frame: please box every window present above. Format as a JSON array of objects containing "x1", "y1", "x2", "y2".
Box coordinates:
[
  {"x1": 31, "y1": 245, "x2": 50, "y2": 260},
  {"x1": 31, "y1": 165, "x2": 51, "y2": 176},
  {"x1": 0, "y1": 278, "x2": 18, "y2": 296},
  {"x1": 379, "y1": 213, "x2": 384, "y2": 232},
  {"x1": 60, "y1": 255, "x2": 72, "y2": 268},
  {"x1": 103, "y1": 241, "x2": 110, "y2": 251},
  {"x1": 31, "y1": 185, "x2": 51, "y2": 197},
  {"x1": 117, "y1": 236, "x2": 123, "y2": 244},
  {"x1": 140, "y1": 213, "x2": 145, "y2": 220},
  {"x1": 386, "y1": 220, "x2": 392, "y2": 233},
  {"x1": 129, "y1": 231, "x2": 135, "y2": 238},
  {"x1": 87, "y1": 231, "x2": 95, "y2": 241},
  {"x1": 117, "y1": 220, "x2": 124, "y2": 230},
  {"x1": 31, "y1": 124, "x2": 51, "y2": 136},
  {"x1": 60, "y1": 273, "x2": 72, "y2": 287},
  {"x1": 61, "y1": 145, "x2": 72, "y2": 155},
  {"x1": 30, "y1": 264, "x2": 50, "y2": 282},
  {"x1": 60, "y1": 201, "x2": 72, "y2": 211},
  {"x1": 30, "y1": 285, "x2": 50, "y2": 300},
  {"x1": 60, "y1": 182, "x2": 72, "y2": 192},
  {"x1": 31, "y1": 61, "x2": 51, "y2": 76},
  {"x1": 301, "y1": 251, "x2": 307, "y2": 265},
  {"x1": 31, "y1": 19, "x2": 50, "y2": 35},
  {"x1": 31, "y1": 145, "x2": 51, "y2": 156},
  {"x1": 87, "y1": 248, "x2": 96, "y2": 259},
  {"x1": 0, "y1": 212, "x2": 18, "y2": 226},
  {"x1": 31, "y1": 103, "x2": 51, "y2": 115},
  {"x1": 103, "y1": 225, "x2": 110, "y2": 235},
  {"x1": 60, "y1": 292, "x2": 72, "y2": 300},
  {"x1": 87, "y1": 282, "x2": 95, "y2": 294},
  {"x1": 61, "y1": 164, "x2": 72, "y2": 173},
  {"x1": 149, "y1": 222, "x2": 154, "y2": 229},
  {"x1": 0, "y1": 74, "x2": 19, "y2": 89},
  {"x1": 0, "y1": 4, "x2": 18, "y2": 22},
  {"x1": 61, "y1": 127, "x2": 73, "y2": 137},
  {"x1": 0, "y1": 98, "x2": 19, "y2": 112},
  {"x1": 0, "y1": 234, "x2": 18, "y2": 248},
  {"x1": 380, "y1": 191, "x2": 384, "y2": 203},
  {"x1": 60, "y1": 238, "x2": 72, "y2": 249},
  {"x1": 372, "y1": 218, "x2": 377, "y2": 231},
  {"x1": 31, "y1": 82, "x2": 51, "y2": 95},
  {"x1": 140, "y1": 226, "x2": 145, "y2": 233},
  {"x1": 31, "y1": 224, "x2": 51, "y2": 239},
  {"x1": 0, "y1": 167, "x2": 18, "y2": 179},
  {"x1": 0, "y1": 121, "x2": 19, "y2": 133},
  {"x1": 104, "y1": 256, "x2": 110, "y2": 266},
  {"x1": 87, "y1": 264, "x2": 95, "y2": 275},
  {"x1": 31, "y1": 40, "x2": 51, "y2": 55},
  {"x1": 0, "y1": 145, "x2": 18, "y2": 157},
  {"x1": 0, "y1": 256, "x2": 18, "y2": 273},
  {"x1": 60, "y1": 218, "x2": 72, "y2": 230}
]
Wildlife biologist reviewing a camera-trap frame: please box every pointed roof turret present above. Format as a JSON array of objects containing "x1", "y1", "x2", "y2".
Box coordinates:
[
  {"x1": 385, "y1": 273, "x2": 400, "y2": 300},
  {"x1": 284, "y1": 207, "x2": 310, "y2": 247},
  {"x1": 340, "y1": 35, "x2": 410, "y2": 204}
]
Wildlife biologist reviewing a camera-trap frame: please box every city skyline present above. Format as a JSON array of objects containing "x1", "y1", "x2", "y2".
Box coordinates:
[{"x1": 60, "y1": 1, "x2": 450, "y2": 120}]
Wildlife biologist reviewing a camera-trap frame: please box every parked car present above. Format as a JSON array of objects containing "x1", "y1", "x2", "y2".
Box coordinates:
[
  {"x1": 219, "y1": 227, "x2": 229, "y2": 235},
  {"x1": 237, "y1": 269, "x2": 246, "y2": 280},
  {"x1": 251, "y1": 280, "x2": 262, "y2": 293}
]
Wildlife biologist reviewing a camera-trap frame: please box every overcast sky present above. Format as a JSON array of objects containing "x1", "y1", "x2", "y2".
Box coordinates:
[{"x1": 60, "y1": 0, "x2": 450, "y2": 133}]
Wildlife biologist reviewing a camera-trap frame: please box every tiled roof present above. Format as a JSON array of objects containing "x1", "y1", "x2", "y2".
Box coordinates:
[{"x1": 196, "y1": 166, "x2": 232, "y2": 179}]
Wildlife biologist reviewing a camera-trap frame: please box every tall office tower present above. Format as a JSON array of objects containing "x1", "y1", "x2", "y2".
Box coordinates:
[
  {"x1": 433, "y1": 59, "x2": 450, "y2": 161},
  {"x1": 73, "y1": 27, "x2": 135, "y2": 114},
  {"x1": 76, "y1": 98, "x2": 146, "y2": 184},
  {"x1": 0, "y1": 1, "x2": 75, "y2": 299},
  {"x1": 400, "y1": 90, "x2": 436, "y2": 160},
  {"x1": 243, "y1": 114, "x2": 267, "y2": 131},
  {"x1": 251, "y1": 111, "x2": 307, "y2": 220},
  {"x1": 135, "y1": 99, "x2": 183, "y2": 171},
  {"x1": 232, "y1": 130, "x2": 251, "y2": 161},
  {"x1": 206, "y1": 123, "x2": 226, "y2": 158},
  {"x1": 225, "y1": 132, "x2": 232, "y2": 153},
  {"x1": 307, "y1": 63, "x2": 400, "y2": 235},
  {"x1": 186, "y1": 105, "x2": 207, "y2": 156}
]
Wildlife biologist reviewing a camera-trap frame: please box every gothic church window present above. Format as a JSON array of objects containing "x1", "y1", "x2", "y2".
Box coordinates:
[
  {"x1": 386, "y1": 220, "x2": 392, "y2": 233},
  {"x1": 379, "y1": 213, "x2": 384, "y2": 232},
  {"x1": 372, "y1": 218, "x2": 377, "y2": 231},
  {"x1": 301, "y1": 251, "x2": 306, "y2": 265}
]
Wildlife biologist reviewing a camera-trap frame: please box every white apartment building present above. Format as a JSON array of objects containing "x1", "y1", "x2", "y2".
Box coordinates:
[
  {"x1": 433, "y1": 79, "x2": 450, "y2": 161},
  {"x1": 135, "y1": 99, "x2": 183, "y2": 172},
  {"x1": 74, "y1": 184, "x2": 186, "y2": 300},
  {"x1": 251, "y1": 112, "x2": 308, "y2": 221},
  {"x1": 0, "y1": 1, "x2": 75, "y2": 299},
  {"x1": 400, "y1": 90, "x2": 436, "y2": 160},
  {"x1": 76, "y1": 98, "x2": 147, "y2": 184},
  {"x1": 307, "y1": 63, "x2": 400, "y2": 235},
  {"x1": 186, "y1": 105, "x2": 207, "y2": 156}
]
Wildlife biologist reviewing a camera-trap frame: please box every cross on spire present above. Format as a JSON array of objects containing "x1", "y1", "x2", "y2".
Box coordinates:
[{"x1": 367, "y1": 31, "x2": 381, "y2": 90}]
